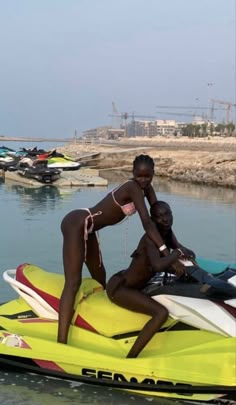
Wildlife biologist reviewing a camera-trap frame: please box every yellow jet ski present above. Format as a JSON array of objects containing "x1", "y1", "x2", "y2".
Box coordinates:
[{"x1": 0, "y1": 260, "x2": 235, "y2": 402}]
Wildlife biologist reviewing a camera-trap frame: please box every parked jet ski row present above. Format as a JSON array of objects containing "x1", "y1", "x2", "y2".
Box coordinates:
[
  {"x1": 0, "y1": 258, "x2": 235, "y2": 402},
  {"x1": 0, "y1": 146, "x2": 81, "y2": 184}
]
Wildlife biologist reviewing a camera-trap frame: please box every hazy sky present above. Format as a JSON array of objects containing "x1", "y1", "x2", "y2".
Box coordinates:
[{"x1": 0, "y1": 0, "x2": 235, "y2": 138}]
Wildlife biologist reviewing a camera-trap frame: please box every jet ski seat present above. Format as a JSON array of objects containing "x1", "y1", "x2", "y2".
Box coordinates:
[
  {"x1": 4, "y1": 263, "x2": 157, "y2": 337},
  {"x1": 3, "y1": 262, "x2": 236, "y2": 338}
]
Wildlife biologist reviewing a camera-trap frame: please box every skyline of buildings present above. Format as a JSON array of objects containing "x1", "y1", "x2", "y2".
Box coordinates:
[{"x1": 82, "y1": 115, "x2": 235, "y2": 140}]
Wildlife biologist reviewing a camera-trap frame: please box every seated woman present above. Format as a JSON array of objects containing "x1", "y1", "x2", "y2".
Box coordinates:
[
  {"x1": 106, "y1": 201, "x2": 188, "y2": 358},
  {"x1": 106, "y1": 200, "x2": 236, "y2": 358}
]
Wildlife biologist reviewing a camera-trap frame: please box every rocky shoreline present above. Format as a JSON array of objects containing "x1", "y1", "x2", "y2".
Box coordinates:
[{"x1": 58, "y1": 137, "x2": 236, "y2": 189}]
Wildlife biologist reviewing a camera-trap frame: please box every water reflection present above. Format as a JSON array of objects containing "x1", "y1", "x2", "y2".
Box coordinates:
[
  {"x1": 156, "y1": 177, "x2": 236, "y2": 204},
  {"x1": 0, "y1": 369, "x2": 188, "y2": 405},
  {"x1": 102, "y1": 170, "x2": 236, "y2": 204},
  {"x1": 4, "y1": 182, "x2": 81, "y2": 213}
]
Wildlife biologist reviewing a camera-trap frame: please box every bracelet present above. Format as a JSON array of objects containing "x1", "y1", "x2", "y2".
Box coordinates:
[
  {"x1": 159, "y1": 244, "x2": 167, "y2": 252},
  {"x1": 176, "y1": 248, "x2": 185, "y2": 258}
]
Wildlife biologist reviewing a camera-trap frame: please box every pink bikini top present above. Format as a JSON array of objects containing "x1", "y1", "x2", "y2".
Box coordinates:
[{"x1": 111, "y1": 181, "x2": 136, "y2": 217}]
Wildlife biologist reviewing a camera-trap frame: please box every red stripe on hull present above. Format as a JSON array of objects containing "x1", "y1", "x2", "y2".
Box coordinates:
[
  {"x1": 34, "y1": 359, "x2": 65, "y2": 372},
  {"x1": 19, "y1": 319, "x2": 57, "y2": 324},
  {"x1": 16, "y1": 264, "x2": 98, "y2": 334},
  {"x1": 16, "y1": 263, "x2": 60, "y2": 312}
]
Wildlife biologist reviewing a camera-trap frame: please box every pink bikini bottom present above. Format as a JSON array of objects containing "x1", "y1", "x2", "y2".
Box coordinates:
[{"x1": 82, "y1": 208, "x2": 103, "y2": 266}]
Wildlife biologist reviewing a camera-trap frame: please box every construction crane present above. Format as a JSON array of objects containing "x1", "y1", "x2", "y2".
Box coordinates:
[
  {"x1": 156, "y1": 111, "x2": 202, "y2": 117},
  {"x1": 109, "y1": 110, "x2": 157, "y2": 135},
  {"x1": 110, "y1": 103, "x2": 156, "y2": 119},
  {"x1": 156, "y1": 105, "x2": 209, "y2": 109},
  {"x1": 112, "y1": 101, "x2": 118, "y2": 114},
  {"x1": 111, "y1": 102, "x2": 121, "y2": 128},
  {"x1": 156, "y1": 105, "x2": 228, "y2": 122},
  {"x1": 210, "y1": 99, "x2": 236, "y2": 123},
  {"x1": 155, "y1": 105, "x2": 227, "y2": 110},
  {"x1": 109, "y1": 111, "x2": 156, "y2": 122}
]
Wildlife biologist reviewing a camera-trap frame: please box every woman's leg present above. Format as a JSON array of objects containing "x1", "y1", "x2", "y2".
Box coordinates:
[
  {"x1": 85, "y1": 233, "x2": 106, "y2": 288},
  {"x1": 107, "y1": 280, "x2": 168, "y2": 358},
  {"x1": 187, "y1": 266, "x2": 236, "y2": 295},
  {"x1": 58, "y1": 210, "x2": 86, "y2": 344}
]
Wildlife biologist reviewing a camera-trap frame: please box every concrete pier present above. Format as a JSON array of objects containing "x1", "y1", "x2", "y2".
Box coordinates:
[{"x1": 4, "y1": 168, "x2": 108, "y2": 187}]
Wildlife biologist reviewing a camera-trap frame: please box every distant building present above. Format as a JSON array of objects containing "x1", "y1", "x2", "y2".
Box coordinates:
[
  {"x1": 155, "y1": 120, "x2": 176, "y2": 136},
  {"x1": 107, "y1": 128, "x2": 125, "y2": 139},
  {"x1": 127, "y1": 120, "x2": 150, "y2": 137},
  {"x1": 127, "y1": 119, "x2": 177, "y2": 137},
  {"x1": 82, "y1": 126, "x2": 112, "y2": 140},
  {"x1": 192, "y1": 116, "x2": 207, "y2": 125}
]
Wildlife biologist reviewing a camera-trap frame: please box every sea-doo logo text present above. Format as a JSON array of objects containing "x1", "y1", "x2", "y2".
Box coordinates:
[{"x1": 82, "y1": 368, "x2": 159, "y2": 385}]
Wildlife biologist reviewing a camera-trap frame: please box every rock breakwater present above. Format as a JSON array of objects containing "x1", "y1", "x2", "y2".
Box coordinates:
[{"x1": 58, "y1": 137, "x2": 236, "y2": 189}]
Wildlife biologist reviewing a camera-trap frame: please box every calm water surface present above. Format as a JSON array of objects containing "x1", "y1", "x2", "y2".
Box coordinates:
[{"x1": 0, "y1": 141, "x2": 236, "y2": 404}]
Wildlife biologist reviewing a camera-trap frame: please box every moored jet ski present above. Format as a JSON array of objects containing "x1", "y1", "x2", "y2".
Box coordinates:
[
  {"x1": 17, "y1": 159, "x2": 61, "y2": 184},
  {"x1": 47, "y1": 157, "x2": 81, "y2": 171},
  {"x1": 46, "y1": 150, "x2": 81, "y2": 171},
  {"x1": 0, "y1": 146, "x2": 16, "y2": 157},
  {"x1": 20, "y1": 147, "x2": 48, "y2": 157},
  {"x1": 36, "y1": 150, "x2": 81, "y2": 171},
  {"x1": 0, "y1": 155, "x2": 16, "y2": 169},
  {"x1": 0, "y1": 259, "x2": 235, "y2": 401}
]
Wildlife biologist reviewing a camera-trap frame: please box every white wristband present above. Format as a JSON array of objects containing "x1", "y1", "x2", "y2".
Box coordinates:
[
  {"x1": 177, "y1": 248, "x2": 185, "y2": 258},
  {"x1": 159, "y1": 244, "x2": 167, "y2": 252}
]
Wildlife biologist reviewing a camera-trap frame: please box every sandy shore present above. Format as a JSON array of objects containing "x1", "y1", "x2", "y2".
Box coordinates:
[{"x1": 57, "y1": 136, "x2": 236, "y2": 189}]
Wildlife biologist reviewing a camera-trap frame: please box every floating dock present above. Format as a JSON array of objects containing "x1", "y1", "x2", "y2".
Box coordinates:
[{"x1": 4, "y1": 168, "x2": 108, "y2": 187}]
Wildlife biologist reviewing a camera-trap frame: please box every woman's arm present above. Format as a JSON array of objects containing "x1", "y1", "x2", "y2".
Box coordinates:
[
  {"x1": 145, "y1": 236, "x2": 184, "y2": 276},
  {"x1": 169, "y1": 230, "x2": 196, "y2": 258},
  {"x1": 129, "y1": 183, "x2": 170, "y2": 257},
  {"x1": 144, "y1": 184, "x2": 157, "y2": 207},
  {"x1": 123, "y1": 183, "x2": 185, "y2": 277}
]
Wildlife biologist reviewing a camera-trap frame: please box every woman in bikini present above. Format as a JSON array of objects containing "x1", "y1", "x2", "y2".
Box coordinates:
[
  {"x1": 106, "y1": 200, "x2": 191, "y2": 358},
  {"x1": 58, "y1": 154, "x2": 185, "y2": 344}
]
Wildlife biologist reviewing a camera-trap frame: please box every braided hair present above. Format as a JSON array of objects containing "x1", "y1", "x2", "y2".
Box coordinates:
[{"x1": 132, "y1": 154, "x2": 155, "y2": 172}]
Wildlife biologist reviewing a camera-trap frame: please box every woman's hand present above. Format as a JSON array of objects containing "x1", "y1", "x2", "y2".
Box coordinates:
[
  {"x1": 171, "y1": 249, "x2": 186, "y2": 277},
  {"x1": 171, "y1": 261, "x2": 186, "y2": 277},
  {"x1": 179, "y1": 246, "x2": 196, "y2": 260}
]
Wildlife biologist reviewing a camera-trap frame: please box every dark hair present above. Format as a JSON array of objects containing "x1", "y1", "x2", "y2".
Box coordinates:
[
  {"x1": 150, "y1": 200, "x2": 170, "y2": 217},
  {"x1": 133, "y1": 154, "x2": 155, "y2": 171}
]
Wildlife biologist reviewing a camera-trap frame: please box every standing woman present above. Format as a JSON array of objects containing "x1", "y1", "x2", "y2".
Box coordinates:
[{"x1": 58, "y1": 154, "x2": 181, "y2": 344}]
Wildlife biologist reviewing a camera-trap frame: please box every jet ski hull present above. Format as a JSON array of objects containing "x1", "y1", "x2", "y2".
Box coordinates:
[
  {"x1": 0, "y1": 261, "x2": 235, "y2": 401},
  {"x1": 47, "y1": 157, "x2": 81, "y2": 171},
  {"x1": 17, "y1": 160, "x2": 61, "y2": 184}
]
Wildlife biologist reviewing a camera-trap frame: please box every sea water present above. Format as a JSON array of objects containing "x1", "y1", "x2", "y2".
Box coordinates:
[{"x1": 0, "y1": 141, "x2": 235, "y2": 404}]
